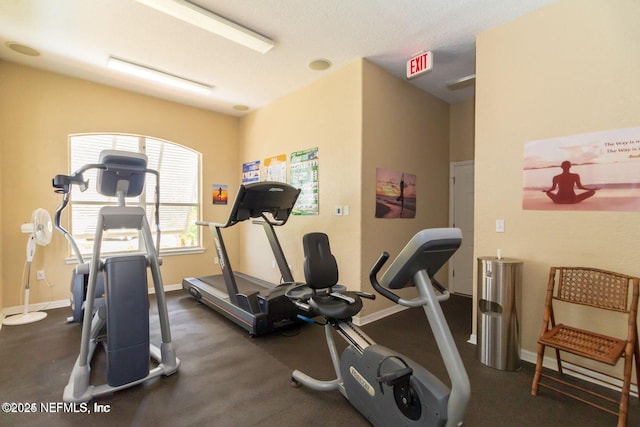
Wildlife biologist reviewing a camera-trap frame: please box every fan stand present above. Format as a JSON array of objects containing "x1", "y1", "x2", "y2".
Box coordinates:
[{"x1": 3, "y1": 236, "x2": 48, "y2": 326}]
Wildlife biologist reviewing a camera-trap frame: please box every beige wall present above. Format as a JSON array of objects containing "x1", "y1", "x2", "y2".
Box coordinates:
[
  {"x1": 0, "y1": 116, "x2": 3, "y2": 313},
  {"x1": 0, "y1": 61, "x2": 239, "y2": 308},
  {"x1": 0, "y1": 56, "x2": 459, "y2": 323},
  {"x1": 238, "y1": 59, "x2": 452, "y2": 317},
  {"x1": 450, "y1": 97, "x2": 475, "y2": 162},
  {"x1": 475, "y1": 0, "x2": 640, "y2": 370},
  {"x1": 238, "y1": 60, "x2": 363, "y2": 292},
  {"x1": 361, "y1": 59, "x2": 451, "y2": 314}
]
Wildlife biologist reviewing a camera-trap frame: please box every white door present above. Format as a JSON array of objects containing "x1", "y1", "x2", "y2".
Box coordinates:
[{"x1": 449, "y1": 161, "x2": 474, "y2": 295}]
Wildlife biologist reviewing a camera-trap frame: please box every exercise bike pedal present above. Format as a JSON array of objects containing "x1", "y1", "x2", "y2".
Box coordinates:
[
  {"x1": 376, "y1": 366, "x2": 413, "y2": 387},
  {"x1": 393, "y1": 379, "x2": 422, "y2": 421}
]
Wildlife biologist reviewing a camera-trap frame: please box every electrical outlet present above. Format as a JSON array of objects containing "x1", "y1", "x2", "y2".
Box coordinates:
[
  {"x1": 496, "y1": 219, "x2": 505, "y2": 233},
  {"x1": 37, "y1": 270, "x2": 45, "y2": 280},
  {"x1": 335, "y1": 206, "x2": 342, "y2": 216},
  {"x1": 214, "y1": 257, "x2": 219, "y2": 265}
]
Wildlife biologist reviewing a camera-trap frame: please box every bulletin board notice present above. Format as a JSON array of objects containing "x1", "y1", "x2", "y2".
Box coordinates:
[{"x1": 290, "y1": 147, "x2": 319, "y2": 215}]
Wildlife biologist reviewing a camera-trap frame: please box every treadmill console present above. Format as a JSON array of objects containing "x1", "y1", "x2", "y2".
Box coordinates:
[{"x1": 229, "y1": 181, "x2": 301, "y2": 225}]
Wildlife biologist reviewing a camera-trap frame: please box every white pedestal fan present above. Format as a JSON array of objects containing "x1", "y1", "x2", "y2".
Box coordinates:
[{"x1": 3, "y1": 208, "x2": 53, "y2": 326}]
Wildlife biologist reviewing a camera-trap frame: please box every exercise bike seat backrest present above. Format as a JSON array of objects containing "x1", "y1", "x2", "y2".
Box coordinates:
[{"x1": 303, "y1": 232, "x2": 363, "y2": 319}]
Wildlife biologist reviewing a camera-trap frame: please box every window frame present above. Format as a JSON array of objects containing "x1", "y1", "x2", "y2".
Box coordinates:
[{"x1": 66, "y1": 133, "x2": 203, "y2": 259}]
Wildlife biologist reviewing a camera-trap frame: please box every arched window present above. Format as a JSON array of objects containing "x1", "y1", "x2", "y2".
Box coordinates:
[{"x1": 69, "y1": 133, "x2": 201, "y2": 256}]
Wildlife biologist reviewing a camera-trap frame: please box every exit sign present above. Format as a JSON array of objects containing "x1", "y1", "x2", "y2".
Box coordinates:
[{"x1": 406, "y1": 51, "x2": 433, "y2": 79}]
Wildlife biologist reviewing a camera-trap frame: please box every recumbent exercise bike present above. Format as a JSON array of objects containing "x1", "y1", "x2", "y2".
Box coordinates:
[{"x1": 286, "y1": 228, "x2": 470, "y2": 427}]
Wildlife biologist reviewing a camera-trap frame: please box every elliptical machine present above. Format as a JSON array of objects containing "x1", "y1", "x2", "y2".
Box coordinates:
[
  {"x1": 58, "y1": 150, "x2": 180, "y2": 402},
  {"x1": 287, "y1": 229, "x2": 470, "y2": 427}
]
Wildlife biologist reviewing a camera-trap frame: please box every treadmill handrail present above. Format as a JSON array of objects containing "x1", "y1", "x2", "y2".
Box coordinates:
[
  {"x1": 195, "y1": 214, "x2": 286, "y2": 230},
  {"x1": 252, "y1": 213, "x2": 286, "y2": 227},
  {"x1": 196, "y1": 220, "x2": 227, "y2": 228}
]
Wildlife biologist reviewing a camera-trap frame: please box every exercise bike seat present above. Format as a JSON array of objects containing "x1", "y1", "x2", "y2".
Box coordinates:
[{"x1": 303, "y1": 233, "x2": 362, "y2": 320}]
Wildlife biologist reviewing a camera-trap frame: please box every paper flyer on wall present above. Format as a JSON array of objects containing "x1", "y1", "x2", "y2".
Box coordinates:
[
  {"x1": 290, "y1": 147, "x2": 319, "y2": 215},
  {"x1": 242, "y1": 160, "x2": 260, "y2": 184},
  {"x1": 262, "y1": 154, "x2": 287, "y2": 183}
]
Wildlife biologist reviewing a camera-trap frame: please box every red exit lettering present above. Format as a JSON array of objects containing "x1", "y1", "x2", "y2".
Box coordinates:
[{"x1": 406, "y1": 51, "x2": 433, "y2": 79}]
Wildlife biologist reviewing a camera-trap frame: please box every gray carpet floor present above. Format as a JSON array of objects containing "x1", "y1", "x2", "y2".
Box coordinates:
[{"x1": 0, "y1": 290, "x2": 637, "y2": 426}]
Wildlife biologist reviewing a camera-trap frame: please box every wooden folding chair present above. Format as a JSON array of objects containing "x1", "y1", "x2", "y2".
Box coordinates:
[{"x1": 531, "y1": 267, "x2": 640, "y2": 427}]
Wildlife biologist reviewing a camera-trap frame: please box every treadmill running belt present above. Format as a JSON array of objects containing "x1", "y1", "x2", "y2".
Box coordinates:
[{"x1": 198, "y1": 274, "x2": 270, "y2": 297}]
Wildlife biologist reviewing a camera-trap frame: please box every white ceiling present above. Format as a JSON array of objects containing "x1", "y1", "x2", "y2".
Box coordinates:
[{"x1": 0, "y1": 0, "x2": 557, "y2": 116}]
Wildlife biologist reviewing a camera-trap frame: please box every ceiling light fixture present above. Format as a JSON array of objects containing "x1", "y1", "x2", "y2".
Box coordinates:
[
  {"x1": 107, "y1": 56, "x2": 212, "y2": 95},
  {"x1": 136, "y1": 0, "x2": 275, "y2": 54}
]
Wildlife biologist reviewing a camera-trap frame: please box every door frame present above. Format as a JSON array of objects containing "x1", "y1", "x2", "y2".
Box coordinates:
[{"x1": 448, "y1": 160, "x2": 474, "y2": 295}]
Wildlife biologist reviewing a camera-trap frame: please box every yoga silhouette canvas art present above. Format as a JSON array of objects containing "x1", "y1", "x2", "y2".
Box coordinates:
[{"x1": 523, "y1": 127, "x2": 640, "y2": 211}]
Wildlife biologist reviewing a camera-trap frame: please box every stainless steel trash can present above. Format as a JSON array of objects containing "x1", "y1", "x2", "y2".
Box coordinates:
[{"x1": 476, "y1": 256, "x2": 523, "y2": 371}]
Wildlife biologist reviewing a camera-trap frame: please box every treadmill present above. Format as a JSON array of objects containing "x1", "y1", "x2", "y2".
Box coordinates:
[{"x1": 182, "y1": 181, "x2": 302, "y2": 336}]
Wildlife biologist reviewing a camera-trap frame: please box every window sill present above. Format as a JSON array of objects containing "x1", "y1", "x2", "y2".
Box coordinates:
[{"x1": 65, "y1": 247, "x2": 205, "y2": 264}]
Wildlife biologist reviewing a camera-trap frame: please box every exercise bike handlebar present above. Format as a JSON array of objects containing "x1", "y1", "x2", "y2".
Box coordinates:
[
  {"x1": 370, "y1": 252, "x2": 451, "y2": 308},
  {"x1": 369, "y1": 252, "x2": 400, "y2": 303}
]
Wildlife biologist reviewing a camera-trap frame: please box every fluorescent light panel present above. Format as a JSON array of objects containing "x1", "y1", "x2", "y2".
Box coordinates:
[
  {"x1": 447, "y1": 74, "x2": 476, "y2": 91},
  {"x1": 107, "y1": 56, "x2": 212, "y2": 95},
  {"x1": 136, "y1": 0, "x2": 275, "y2": 54}
]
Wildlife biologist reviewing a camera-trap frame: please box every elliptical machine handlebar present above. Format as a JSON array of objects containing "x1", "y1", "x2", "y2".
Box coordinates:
[
  {"x1": 52, "y1": 162, "x2": 163, "y2": 260},
  {"x1": 52, "y1": 163, "x2": 107, "y2": 194},
  {"x1": 52, "y1": 171, "x2": 97, "y2": 264}
]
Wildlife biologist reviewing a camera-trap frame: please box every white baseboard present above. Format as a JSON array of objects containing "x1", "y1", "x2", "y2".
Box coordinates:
[
  {"x1": 520, "y1": 348, "x2": 638, "y2": 396},
  {"x1": 352, "y1": 304, "x2": 408, "y2": 326},
  {"x1": 467, "y1": 338, "x2": 638, "y2": 397},
  {"x1": 1, "y1": 284, "x2": 184, "y2": 321},
  {"x1": 148, "y1": 283, "x2": 183, "y2": 294}
]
